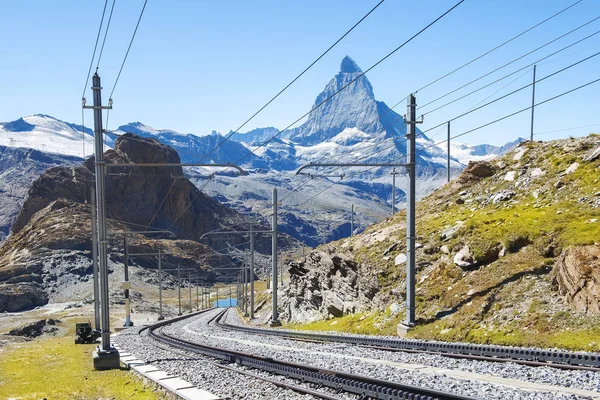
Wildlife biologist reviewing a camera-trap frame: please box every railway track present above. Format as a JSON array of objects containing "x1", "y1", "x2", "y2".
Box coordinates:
[
  {"x1": 143, "y1": 309, "x2": 476, "y2": 400},
  {"x1": 216, "y1": 309, "x2": 600, "y2": 372}
]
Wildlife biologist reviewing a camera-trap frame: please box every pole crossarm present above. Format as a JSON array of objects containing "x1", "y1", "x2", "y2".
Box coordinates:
[
  {"x1": 296, "y1": 163, "x2": 410, "y2": 175},
  {"x1": 105, "y1": 162, "x2": 248, "y2": 175}
]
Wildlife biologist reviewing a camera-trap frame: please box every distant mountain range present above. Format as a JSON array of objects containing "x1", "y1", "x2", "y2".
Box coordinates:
[{"x1": 0, "y1": 56, "x2": 523, "y2": 245}]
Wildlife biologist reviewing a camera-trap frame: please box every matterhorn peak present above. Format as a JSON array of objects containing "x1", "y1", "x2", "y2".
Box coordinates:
[{"x1": 340, "y1": 56, "x2": 362, "y2": 74}]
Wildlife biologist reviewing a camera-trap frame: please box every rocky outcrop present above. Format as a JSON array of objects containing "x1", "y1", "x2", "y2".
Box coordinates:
[
  {"x1": 553, "y1": 245, "x2": 600, "y2": 315},
  {"x1": 457, "y1": 161, "x2": 495, "y2": 183},
  {"x1": 0, "y1": 133, "x2": 293, "y2": 312},
  {"x1": 281, "y1": 246, "x2": 380, "y2": 323},
  {"x1": 0, "y1": 282, "x2": 48, "y2": 312}
]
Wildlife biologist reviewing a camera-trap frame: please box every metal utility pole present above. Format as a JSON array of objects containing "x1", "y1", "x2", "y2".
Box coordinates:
[
  {"x1": 188, "y1": 272, "x2": 192, "y2": 313},
  {"x1": 530, "y1": 65, "x2": 536, "y2": 142},
  {"x1": 177, "y1": 264, "x2": 182, "y2": 316},
  {"x1": 350, "y1": 204, "x2": 354, "y2": 236},
  {"x1": 270, "y1": 188, "x2": 281, "y2": 326},
  {"x1": 196, "y1": 279, "x2": 199, "y2": 311},
  {"x1": 216, "y1": 286, "x2": 219, "y2": 308},
  {"x1": 447, "y1": 121, "x2": 451, "y2": 183},
  {"x1": 86, "y1": 72, "x2": 119, "y2": 369},
  {"x1": 90, "y1": 188, "x2": 100, "y2": 331},
  {"x1": 229, "y1": 285, "x2": 232, "y2": 307},
  {"x1": 158, "y1": 250, "x2": 163, "y2": 320},
  {"x1": 402, "y1": 94, "x2": 420, "y2": 330},
  {"x1": 123, "y1": 237, "x2": 132, "y2": 327},
  {"x1": 250, "y1": 229, "x2": 255, "y2": 319}
]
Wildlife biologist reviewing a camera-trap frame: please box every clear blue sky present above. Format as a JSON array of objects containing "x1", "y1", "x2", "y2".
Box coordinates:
[{"x1": 1, "y1": 0, "x2": 598, "y2": 145}]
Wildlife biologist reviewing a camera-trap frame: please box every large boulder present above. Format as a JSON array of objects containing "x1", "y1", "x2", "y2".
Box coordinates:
[
  {"x1": 458, "y1": 161, "x2": 495, "y2": 183},
  {"x1": 553, "y1": 245, "x2": 600, "y2": 315}
]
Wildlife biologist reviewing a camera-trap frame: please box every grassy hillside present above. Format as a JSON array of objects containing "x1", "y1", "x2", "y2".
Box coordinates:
[{"x1": 290, "y1": 135, "x2": 600, "y2": 350}]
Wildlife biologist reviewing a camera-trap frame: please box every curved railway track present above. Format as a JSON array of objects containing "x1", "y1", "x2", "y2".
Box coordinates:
[
  {"x1": 216, "y1": 309, "x2": 600, "y2": 373},
  {"x1": 142, "y1": 309, "x2": 476, "y2": 400}
]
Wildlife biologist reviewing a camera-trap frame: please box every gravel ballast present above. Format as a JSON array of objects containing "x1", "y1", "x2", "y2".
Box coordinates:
[{"x1": 115, "y1": 308, "x2": 600, "y2": 400}]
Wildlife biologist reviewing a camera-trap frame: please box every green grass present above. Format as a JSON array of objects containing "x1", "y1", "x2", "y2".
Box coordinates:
[{"x1": 0, "y1": 318, "x2": 167, "y2": 400}]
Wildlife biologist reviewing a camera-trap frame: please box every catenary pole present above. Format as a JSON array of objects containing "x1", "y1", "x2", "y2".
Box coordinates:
[
  {"x1": 90, "y1": 188, "x2": 100, "y2": 331},
  {"x1": 87, "y1": 72, "x2": 119, "y2": 368},
  {"x1": 402, "y1": 94, "x2": 418, "y2": 329},
  {"x1": 270, "y1": 188, "x2": 281, "y2": 326}
]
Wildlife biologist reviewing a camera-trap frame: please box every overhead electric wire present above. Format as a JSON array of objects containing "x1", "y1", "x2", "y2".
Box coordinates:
[
  {"x1": 420, "y1": 50, "x2": 600, "y2": 135},
  {"x1": 417, "y1": 14, "x2": 600, "y2": 112},
  {"x1": 286, "y1": 70, "x2": 600, "y2": 209},
  {"x1": 82, "y1": 0, "x2": 109, "y2": 98},
  {"x1": 418, "y1": 77, "x2": 600, "y2": 151},
  {"x1": 243, "y1": 0, "x2": 584, "y2": 204},
  {"x1": 302, "y1": 35, "x2": 600, "y2": 175},
  {"x1": 232, "y1": 0, "x2": 465, "y2": 166},
  {"x1": 160, "y1": 1, "x2": 465, "y2": 235},
  {"x1": 108, "y1": 0, "x2": 148, "y2": 100},
  {"x1": 421, "y1": 28, "x2": 600, "y2": 117},
  {"x1": 413, "y1": 0, "x2": 583, "y2": 96},
  {"x1": 95, "y1": 0, "x2": 117, "y2": 70},
  {"x1": 198, "y1": 0, "x2": 386, "y2": 162},
  {"x1": 535, "y1": 122, "x2": 600, "y2": 135}
]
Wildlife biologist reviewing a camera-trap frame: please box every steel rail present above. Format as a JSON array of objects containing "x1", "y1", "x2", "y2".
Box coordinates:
[
  {"x1": 145, "y1": 310, "x2": 474, "y2": 400},
  {"x1": 216, "y1": 316, "x2": 600, "y2": 372}
]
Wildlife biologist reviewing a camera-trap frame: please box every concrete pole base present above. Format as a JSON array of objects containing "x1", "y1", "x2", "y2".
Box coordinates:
[
  {"x1": 397, "y1": 322, "x2": 415, "y2": 337},
  {"x1": 92, "y1": 347, "x2": 120, "y2": 370},
  {"x1": 269, "y1": 320, "x2": 282, "y2": 327}
]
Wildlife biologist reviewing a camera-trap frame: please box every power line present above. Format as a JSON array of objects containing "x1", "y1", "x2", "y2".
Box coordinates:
[
  {"x1": 535, "y1": 122, "x2": 600, "y2": 136},
  {"x1": 198, "y1": 0, "x2": 386, "y2": 162},
  {"x1": 232, "y1": 0, "x2": 466, "y2": 166},
  {"x1": 413, "y1": 0, "x2": 583, "y2": 96},
  {"x1": 417, "y1": 14, "x2": 600, "y2": 112},
  {"x1": 250, "y1": 1, "x2": 588, "y2": 203},
  {"x1": 421, "y1": 50, "x2": 600, "y2": 135},
  {"x1": 96, "y1": 0, "x2": 117, "y2": 70},
  {"x1": 421, "y1": 28, "x2": 600, "y2": 117},
  {"x1": 150, "y1": 1, "x2": 465, "y2": 231},
  {"x1": 108, "y1": 0, "x2": 148, "y2": 100},
  {"x1": 82, "y1": 0, "x2": 109, "y2": 98},
  {"x1": 420, "y1": 76, "x2": 600, "y2": 151},
  {"x1": 285, "y1": 75, "x2": 600, "y2": 210},
  {"x1": 313, "y1": 32, "x2": 600, "y2": 169}
]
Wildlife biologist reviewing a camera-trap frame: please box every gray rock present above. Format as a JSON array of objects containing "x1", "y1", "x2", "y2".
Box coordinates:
[{"x1": 491, "y1": 190, "x2": 516, "y2": 204}]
